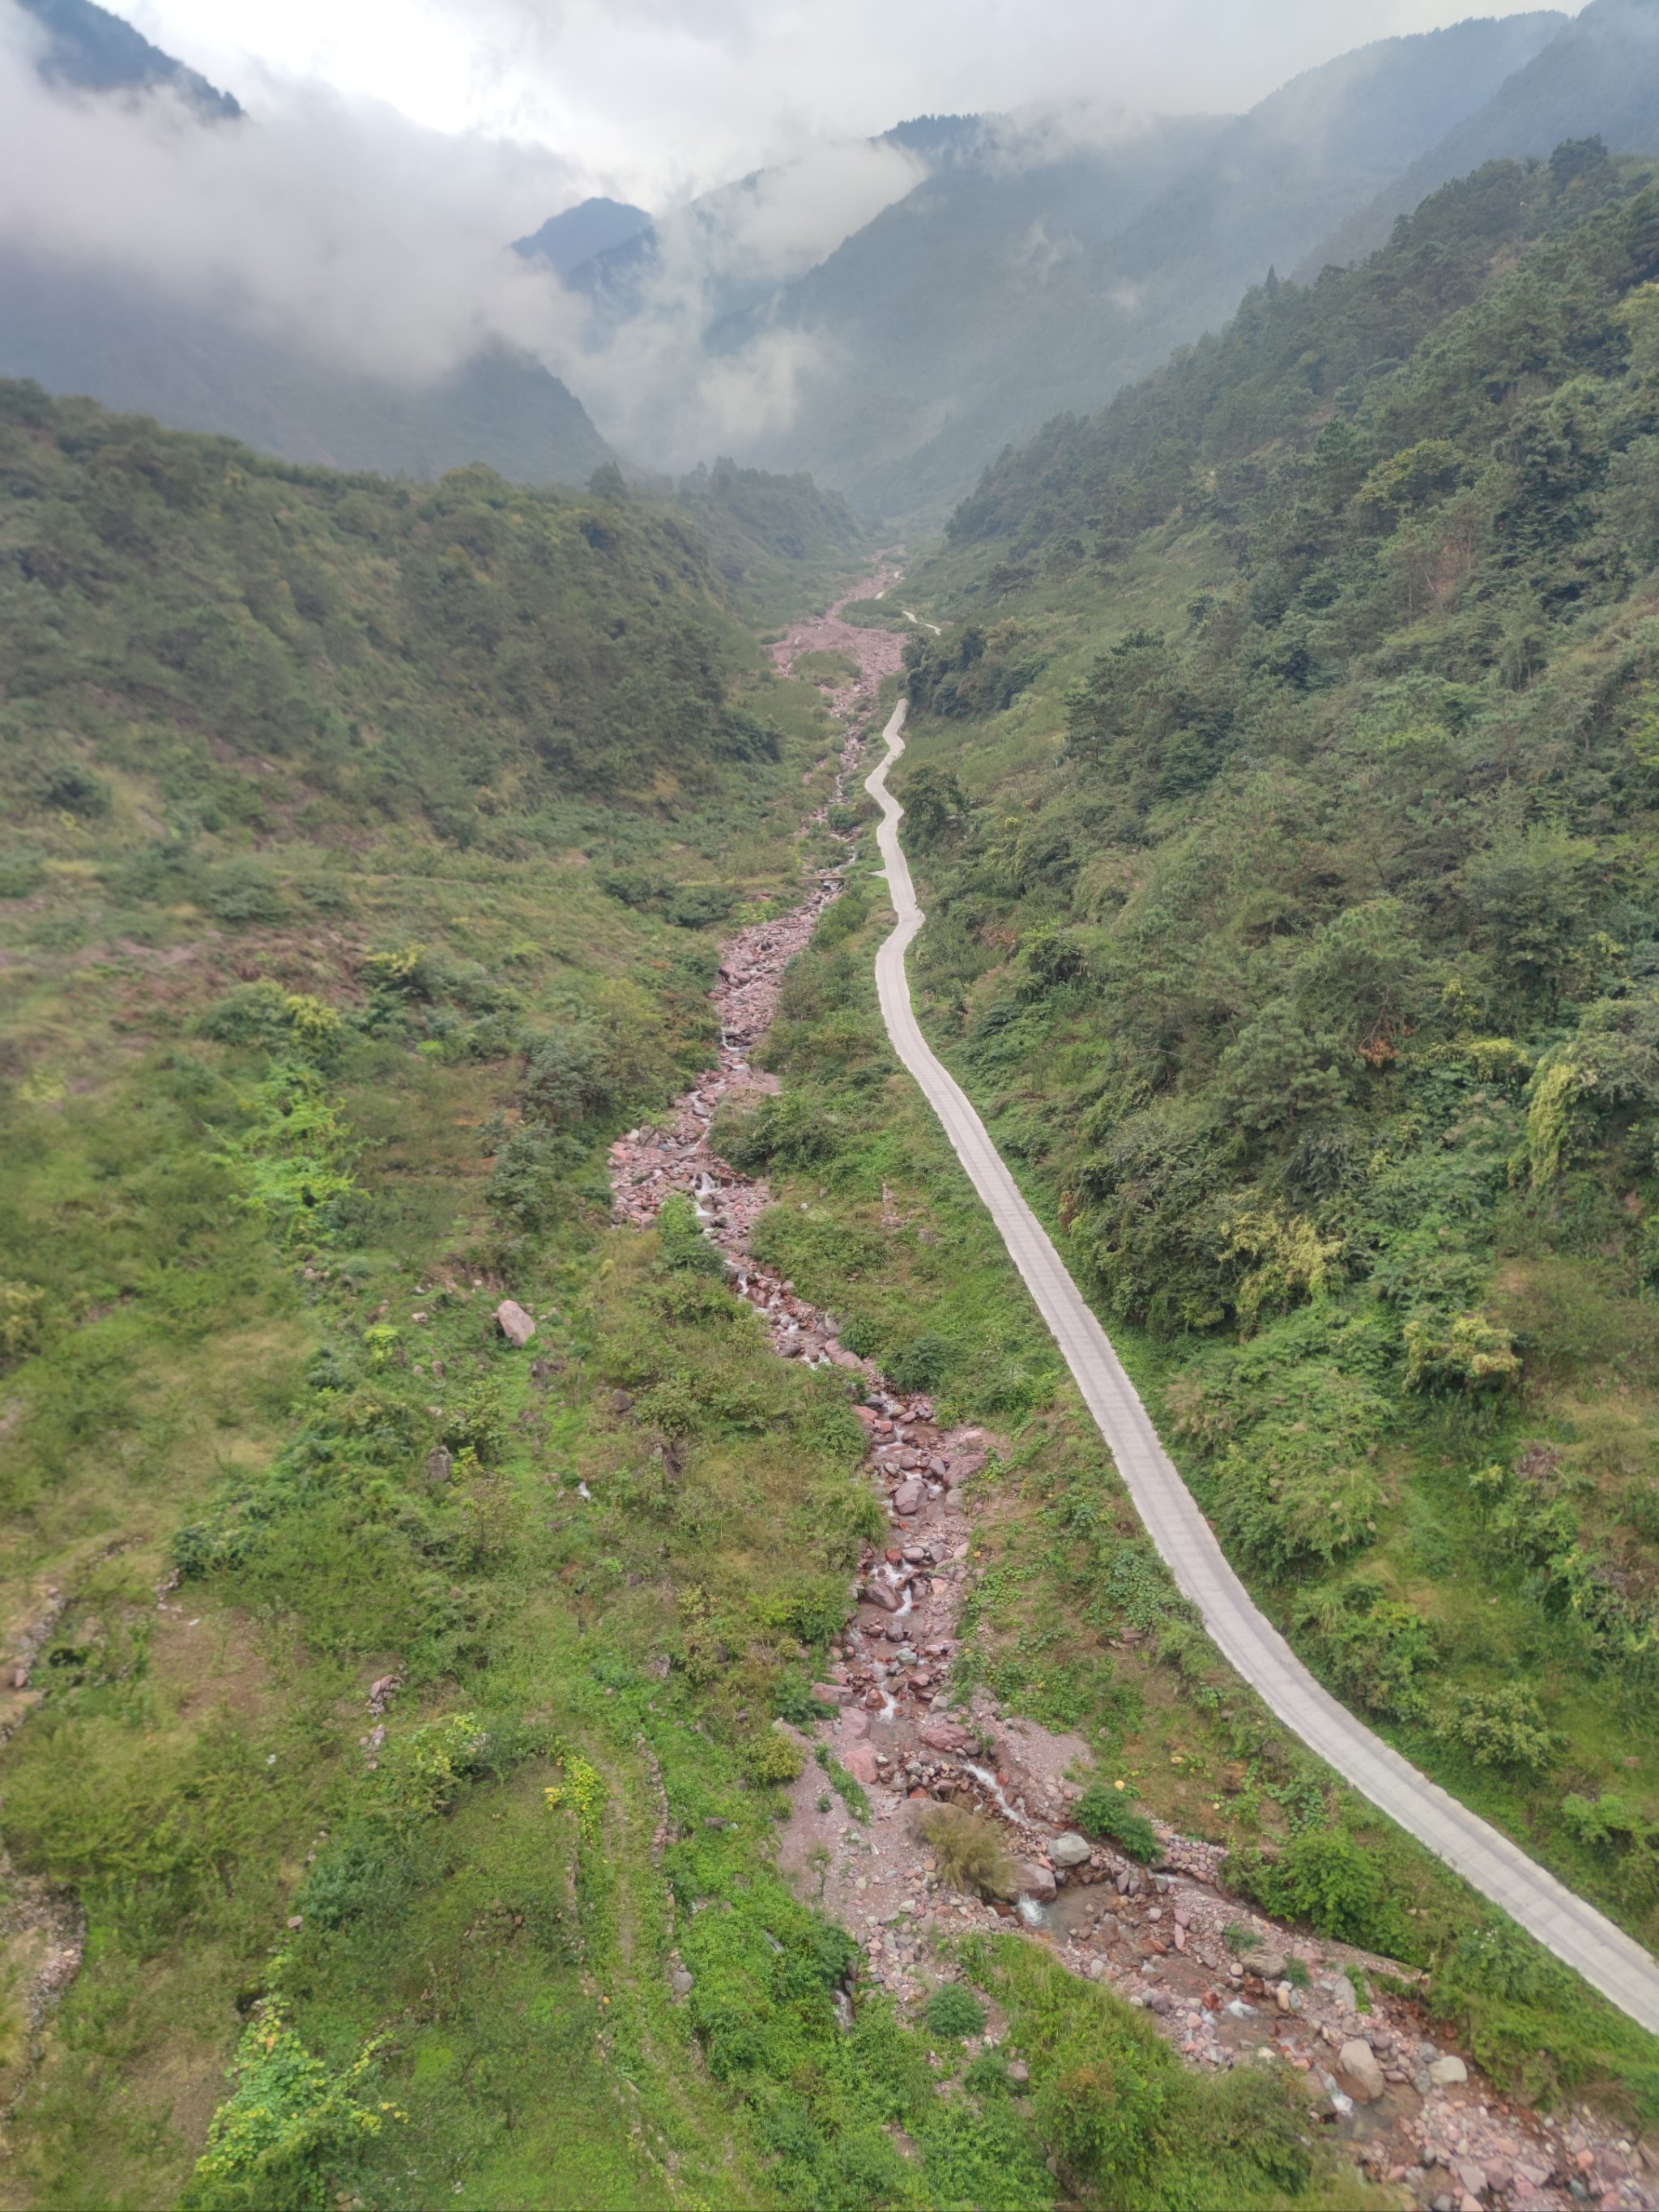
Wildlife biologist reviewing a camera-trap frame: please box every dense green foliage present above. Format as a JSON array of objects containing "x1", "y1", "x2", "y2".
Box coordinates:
[
  {"x1": 673, "y1": 457, "x2": 872, "y2": 624},
  {"x1": 891, "y1": 145, "x2": 1659, "y2": 1984}
]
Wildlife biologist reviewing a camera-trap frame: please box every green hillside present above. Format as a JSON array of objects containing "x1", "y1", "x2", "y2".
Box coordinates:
[
  {"x1": 883, "y1": 143, "x2": 1659, "y2": 1976},
  {"x1": 0, "y1": 388, "x2": 1384, "y2": 2212}
]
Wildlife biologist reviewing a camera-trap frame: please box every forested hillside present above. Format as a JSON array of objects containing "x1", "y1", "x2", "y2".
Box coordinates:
[{"x1": 889, "y1": 142, "x2": 1659, "y2": 1958}]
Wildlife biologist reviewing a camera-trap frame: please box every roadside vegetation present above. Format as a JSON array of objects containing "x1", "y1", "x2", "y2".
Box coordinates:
[{"x1": 849, "y1": 141, "x2": 1659, "y2": 2045}]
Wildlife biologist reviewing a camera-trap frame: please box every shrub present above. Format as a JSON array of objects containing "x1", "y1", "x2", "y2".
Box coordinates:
[
  {"x1": 1229, "y1": 1826, "x2": 1397, "y2": 1950},
  {"x1": 1072, "y1": 1784, "x2": 1161, "y2": 1861},
  {"x1": 656, "y1": 1191, "x2": 725, "y2": 1277},
  {"x1": 0, "y1": 847, "x2": 43, "y2": 897},
  {"x1": 924, "y1": 1983, "x2": 987, "y2": 2040},
  {"x1": 181, "y1": 2003, "x2": 398, "y2": 2212},
  {"x1": 747, "y1": 1732, "x2": 806, "y2": 1787},
  {"x1": 37, "y1": 759, "x2": 110, "y2": 818},
  {"x1": 916, "y1": 1805, "x2": 1014, "y2": 1899},
  {"x1": 1436, "y1": 1686, "x2": 1558, "y2": 1773},
  {"x1": 887, "y1": 1333, "x2": 954, "y2": 1392},
  {"x1": 206, "y1": 862, "x2": 287, "y2": 925},
  {"x1": 0, "y1": 1281, "x2": 45, "y2": 1362}
]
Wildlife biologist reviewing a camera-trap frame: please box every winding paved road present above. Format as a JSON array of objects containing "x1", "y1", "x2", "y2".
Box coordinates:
[{"x1": 865, "y1": 700, "x2": 1659, "y2": 2037}]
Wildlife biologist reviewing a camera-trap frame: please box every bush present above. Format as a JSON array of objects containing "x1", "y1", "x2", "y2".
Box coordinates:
[
  {"x1": 924, "y1": 1983, "x2": 987, "y2": 2040},
  {"x1": 887, "y1": 1333, "x2": 955, "y2": 1392},
  {"x1": 656, "y1": 1191, "x2": 726, "y2": 1277},
  {"x1": 1072, "y1": 1784, "x2": 1161, "y2": 1862},
  {"x1": 0, "y1": 847, "x2": 43, "y2": 897},
  {"x1": 747, "y1": 1732, "x2": 806, "y2": 1787},
  {"x1": 0, "y1": 1281, "x2": 45, "y2": 1362},
  {"x1": 37, "y1": 759, "x2": 111, "y2": 817},
  {"x1": 1228, "y1": 1826, "x2": 1397, "y2": 1950},
  {"x1": 1436, "y1": 1686, "x2": 1559, "y2": 1773},
  {"x1": 916, "y1": 1805, "x2": 1014, "y2": 1899},
  {"x1": 181, "y1": 2003, "x2": 396, "y2": 2212}
]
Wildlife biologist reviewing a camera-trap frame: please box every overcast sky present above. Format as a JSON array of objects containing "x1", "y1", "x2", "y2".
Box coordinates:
[{"x1": 129, "y1": 0, "x2": 1586, "y2": 209}]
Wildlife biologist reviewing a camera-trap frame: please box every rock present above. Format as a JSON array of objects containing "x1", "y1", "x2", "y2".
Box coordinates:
[
  {"x1": 1337, "y1": 2039, "x2": 1386, "y2": 2103},
  {"x1": 427, "y1": 1447, "x2": 454, "y2": 1484},
  {"x1": 1276, "y1": 1981, "x2": 1294, "y2": 2014},
  {"x1": 1427, "y1": 2056, "x2": 1469, "y2": 2087},
  {"x1": 1246, "y1": 1949, "x2": 1286, "y2": 1980},
  {"x1": 813, "y1": 1681, "x2": 853, "y2": 1705},
  {"x1": 495, "y1": 1299, "x2": 536, "y2": 1347},
  {"x1": 367, "y1": 1672, "x2": 402, "y2": 1715},
  {"x1": 840, "y1": 1745, "x2": 880, "y2": 1784},
  {"x1": 863, "y1": 1580, "x2": 902, "y2": 1612},
  {"x1": 840, "y1": 1710, "x2": 869, "y2": 1739},
  {"x1": 1009, "y1": 1859, "x2": 1057, "y2": 1903},
  {"x1": 918, "y1": 1718, "x2": 974, "y2": 1754},
  {"x1": 892, "y1": 1479, "x2": 924, "y2": 1515},
  {"x1": 1484, "y1": 2161, "x2": 1513, "y2": 2194},
  {"x1": 1454, "y1": 2163, "x2": 1488, "y2": 2198},
  {"x1": 1005, "y1": 2060, "x2": 1030, "y2": 2083},
  {"x1": 671, "y1": 1967, "x2": 694, "y2": 1997},
  {"x1": 1050, "y1": 1833, "x2": 1092, "y2": 1868}
]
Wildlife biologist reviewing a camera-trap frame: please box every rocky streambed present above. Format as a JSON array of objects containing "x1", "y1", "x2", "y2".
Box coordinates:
[{"x1": 608, "y1": 578, "x2": 1659, "y2": 2212}]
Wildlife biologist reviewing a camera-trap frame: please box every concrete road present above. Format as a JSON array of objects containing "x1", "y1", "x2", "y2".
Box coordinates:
[{"x1": 866, "y1": 699, "x2": 1659, "y2": 2036}]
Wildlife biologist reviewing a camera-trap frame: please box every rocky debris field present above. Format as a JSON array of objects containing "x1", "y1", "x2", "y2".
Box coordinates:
[{"x1": 608, "y1": 582, "x2": 1659, "y2": 2212}]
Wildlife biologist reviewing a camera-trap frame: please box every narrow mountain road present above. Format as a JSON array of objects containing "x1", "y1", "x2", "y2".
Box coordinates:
[{"x1": 866, "y1": 699, "x2": 1659, "y2": 2039}]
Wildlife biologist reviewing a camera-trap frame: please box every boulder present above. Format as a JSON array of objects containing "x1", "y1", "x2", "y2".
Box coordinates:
[
  {"x1": 1427, "y1": 2055, "x2": 1468, "y2": 2087},
  {"x1": 813, "y1": 1681, "x2": 853, "y2": 1705},
  {"x1": 863, "y1": 1581, "x2": 902, "y2": 1612},
  {"x1": 671, "y1": 1967, "x2": 694, "y2": 1997},
  {"x1": 495, "y1": 1298, "x2": 536, "y2": 1347},
  {"x1": 1009, "y1": 1859, "x2": 1057, "y2": 1903},
  {"x1": 427, "y1": 1447, "x2": 454, "y2": 1484},
  {"x1": 918, "y1": 1718, "x2": 974, "y2": 1754},
  {"x1": 1050, "y1": 1832, "x2": 1092, "y2": 1869},
  {"x1": 892, "y1": 1479, "x2": 924, "y2": 1515},
  {"x1": 840, "y1": 1745, "x2": 880, "y2": 1784},
  {"x1": 1337, "y1": 2039, "x2": 1386, "y2": 2104},
  {"x1": 1246, "y1": 1949, "x2": 1286, "y2": 1980}
]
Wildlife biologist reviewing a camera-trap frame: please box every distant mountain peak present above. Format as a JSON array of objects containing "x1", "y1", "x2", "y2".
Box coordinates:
[
  {"x1": 513, "y1": 197, "x2": 653, "y2": 279},
  {"x1": 15, "y1": 0, "x2": 241, "y2": 117}
]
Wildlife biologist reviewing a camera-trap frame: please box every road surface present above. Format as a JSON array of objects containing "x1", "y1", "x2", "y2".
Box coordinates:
[{"x1": 865, "y1": 698, "x2": 1659, "y2": 2037}]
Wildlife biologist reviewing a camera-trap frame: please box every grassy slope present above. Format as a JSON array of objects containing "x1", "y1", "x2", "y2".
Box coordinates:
[{"x1": 0, "y1": 390, "x2": 1377, "y2": 2212}]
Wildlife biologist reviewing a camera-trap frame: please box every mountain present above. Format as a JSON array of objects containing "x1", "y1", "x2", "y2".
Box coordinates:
[
  {"x1": 1307, "y1": 0, "x2": 1659, "y2": 272},
  {"x1": 0, "y1": 249, "x2": 614, "y2": 484},
  {"x1": 558, "y1": 16, "x2": 1567, "y2": 518},
  {"x1": 0, "y1": 0, "x2": 613, "y2": 485},
  {"x1": 513, "y1": 194, "x2": 652, "y2": 278},
  {"x1": 750, "y1": 14, "x2": 1567, "y2": 517},
  {"x1": 15, "y1": 0, "x2": 240, "y2": 116}
]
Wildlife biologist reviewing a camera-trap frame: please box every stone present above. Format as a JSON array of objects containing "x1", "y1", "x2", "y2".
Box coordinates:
[
  {"x1": 1428, "y1": 2056, "x2": 1469, "y2": 2087},
  {"x1": 1484, "y1": 2162, "x2": 1513, "y2": 2194},
  {"x1": 840, "y1": 1710, "x2": 869, "y2": 1739},
  {"x1": 671, "y1": 1967, "x2": 694, "y2": 1997},
  {"x1": 1009, "y1": 1859, "x2": 1057, "y2": 1903},
  {"x1": 1050, "y1": 1833, "x2": 1092, "y2": 1868},
  {"x1": 841, "y1": 1745, "x2": 880, "y2": 1784},
  {"x1": 1005, "y1": 2061, "x2": 1030, "y2": 2083},
  {"x1": 1246, "y1": 1949, "x2": 1286, "y2": 1980},
  {"x1": 1337, "y1": 2039, "x2": 1386, "y2": 2103},
  {"x1": 813, "y1": 1682, "x2": 853, "y2": 1705},
  {"x1": 864, "y1": 1581, "x2": 902, "y2": 1612},
  {"x1": 1454, "y1": 2164, "x2": 1488, "y2": 2198},
  {"x1": 495, "y1": 1298, "x2": 536, "y2": 1347},
  {"x1": 918, "y1": 1718, "x2": 974, "y2": 1754},
  {"x1": 427, "y1": 1447, "x2": 454, "y2": 1484},
  {"x1": 892, "y1": 1479, "x2": 924, "y2": 1515}
]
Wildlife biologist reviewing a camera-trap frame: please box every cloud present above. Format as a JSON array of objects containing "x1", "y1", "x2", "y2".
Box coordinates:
[
  {"x1": 0, "y1": 3, "x2": 586, "y2": 385},
  {"x1": 136, "y1": 0, "x2": 1586, "y2": 207}
]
